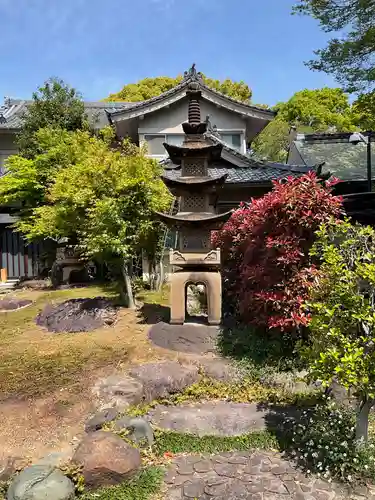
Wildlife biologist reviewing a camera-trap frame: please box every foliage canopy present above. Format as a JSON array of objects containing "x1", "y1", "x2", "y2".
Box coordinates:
[
  {"x1": 17, "y1": 78, "x2": 87, "y2": 159},
  {"x1": 293, "y1": 0, "x2": 375, "y2": 94},
  {"x1": 304, "y1": 219, "x2": 375, "y2": 442},
  {"x1": 213, "y1": 173, "x2": 342, "y2": 333},
  {"x1": 105, "y1": 74, "x2": 252, "y2": 103}
]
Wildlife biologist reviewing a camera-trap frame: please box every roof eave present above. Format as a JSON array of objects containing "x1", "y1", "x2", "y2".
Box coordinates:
[{"x1": 108, "y1": 80, "x2": 276, "y2": 123}]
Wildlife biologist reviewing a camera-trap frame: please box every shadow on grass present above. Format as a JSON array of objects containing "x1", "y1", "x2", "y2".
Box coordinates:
[
  {"x1": 138, "y1": 302, "x2": 170, "y2": 324},
  {"x1": 218, "y1": 323, "x2": 303, "y2": 372}
]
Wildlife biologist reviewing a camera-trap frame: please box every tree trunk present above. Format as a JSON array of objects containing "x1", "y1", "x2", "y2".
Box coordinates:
[
  {"x1": 157, "y1": 259, "x2": 164, "y2": 291},
  {"x1": 121, "y1": 262, "x2": 136, "y2": 309},
  {"x1": 356, "y1": 398, "x2": 374, "y2": 444}
]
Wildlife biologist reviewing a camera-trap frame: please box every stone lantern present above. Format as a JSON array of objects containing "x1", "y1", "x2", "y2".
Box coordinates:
[{"x1": 155, "y1": 76, "x2": 232, "y2": 325}]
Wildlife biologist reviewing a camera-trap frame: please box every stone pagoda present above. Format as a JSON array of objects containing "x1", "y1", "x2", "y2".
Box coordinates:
[{"x1": 156, "y1": 72, "x2": 232, "y2": 325}]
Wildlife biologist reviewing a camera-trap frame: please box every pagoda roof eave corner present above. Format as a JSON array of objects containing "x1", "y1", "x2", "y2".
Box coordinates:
[{"x1": 154, "y1": 209, "x2": 233, "y2": 229}]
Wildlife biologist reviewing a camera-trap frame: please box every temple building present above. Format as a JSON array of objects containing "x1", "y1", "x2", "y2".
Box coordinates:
[{"x1": 0, "y1": 65, "x2": 318, "y2": 281}]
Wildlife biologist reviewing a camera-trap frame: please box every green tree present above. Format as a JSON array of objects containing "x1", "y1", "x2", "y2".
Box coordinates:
[
  {"x1": 251, "y1": 119, "x2": 291, "y2": 162},
  {"x1": 276, "y1": 87, "x2": 355, "y2": 131},
  {"x1": 1, "y1": 128, "x2": 171, "y2": 305},
  {"x1": 105, "y1": 74, "x2": 252, "y2": 103},
  {"x1": 293, "y1": 0, "x2": 375, "y2": 94},
  {"x1": 252, "y1": 87, "x2": 355, "y2": 161},
  {"x1": 352, "y1": 91, "x2": 375, "y2": 131},
  {"x1": 305, "y1": 219, "x2": 375, "y2": 443},
  {"x1": 17, "y1": 78, "x2": 87, "y2": 158}
]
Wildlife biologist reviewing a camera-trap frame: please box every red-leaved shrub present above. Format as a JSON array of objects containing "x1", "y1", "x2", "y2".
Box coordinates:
[{"x1": 213, "y1": 172, "x2": 343, "y2": 334}]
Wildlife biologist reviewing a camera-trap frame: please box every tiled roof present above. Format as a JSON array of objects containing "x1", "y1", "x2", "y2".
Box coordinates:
[
  {"x1": 0, "y1": 99, "x2": 131, "y2": 130},
  {"x1": 162, "y1": 159, "x2": 312, "y2": 185},
  {"x1": 293, "y1": 133, "x2": 375, "y2": 181},
  {"x1": 107, "y1": 68, "x2": 276, "y2": 119}
]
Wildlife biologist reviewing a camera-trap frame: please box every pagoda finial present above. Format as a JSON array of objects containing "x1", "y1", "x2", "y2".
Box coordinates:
[
  {"x1": 184, "y1": 63, "x2": 203, "y2": 82},
  {"x1": 182, "y1": 81, "x2": 207, "y2": 135}
]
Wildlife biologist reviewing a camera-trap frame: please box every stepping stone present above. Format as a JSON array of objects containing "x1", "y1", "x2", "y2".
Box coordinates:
[
  {"x1": 92, "y1": 374, "x2": 144, "y2": 411},
  {"x1": 147, "y1": 401, "x2": 268, "y2": 436},
  {"x1": 129, "y1": 361, "x2": 199, "y2": 401},
  {"x1": 148, "y1": 321, "x2": 220, "y2": 354}
]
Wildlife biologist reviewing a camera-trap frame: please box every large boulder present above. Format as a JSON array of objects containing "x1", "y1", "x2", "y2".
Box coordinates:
[
  {"x1": 6, "y1": 465, "x2": 75, "y2": 500},
  {"x1": 129, "y1": 361, "x2": 199, "y2": 401},
  {"x1": 72, "y1": 431, "x2": 141, "y2": 488}
]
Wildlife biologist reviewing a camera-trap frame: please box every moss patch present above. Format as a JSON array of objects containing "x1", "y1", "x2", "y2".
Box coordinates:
[
  {"x1": 152, "y1": 429, "x2": 279, "y2": 456},
  {"x1": 124, "y1": 377, "x2": 321, "y2": 418},
  {"x1": 80, "y1": 467, "x2": 163, "y2": 499}
]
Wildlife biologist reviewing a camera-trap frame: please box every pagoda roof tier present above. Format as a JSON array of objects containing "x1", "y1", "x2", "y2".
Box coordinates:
[
  {"x1": 154, "y1": 210, "x2": 232, "y2": 229},
  {"x1": 163, "y1": 141, "x2": 223, "y2": 164},
  {"x1": 160, "y1": 173, "x2": 228, "y2": 195}
]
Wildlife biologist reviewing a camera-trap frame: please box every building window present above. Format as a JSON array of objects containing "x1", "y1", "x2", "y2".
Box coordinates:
[
  {"x1": 220, "y1": 133, "x2": 241, "y2": 150},
  {"x1": 166, "y1": 134, "x2": 185, "y2": 147},
  {"x1": 144, "y1": 135, "x2": 166, "y2": 155}
]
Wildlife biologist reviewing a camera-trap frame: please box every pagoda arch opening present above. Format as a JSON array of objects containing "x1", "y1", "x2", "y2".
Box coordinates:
[{"x1": 185, "y1": 281, "x2": 208, "y2": 322}]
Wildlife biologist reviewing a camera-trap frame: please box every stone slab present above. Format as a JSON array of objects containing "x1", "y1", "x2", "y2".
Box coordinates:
[
  {"x1": 148, "y1": 321, "x2": 220, "y2": 354},
  {"x1": 147, "y1": 401, "x2": 269, "y2": 436},
  {"x1": 129, "y1": 361, "x2": 199, "y2": 401}
]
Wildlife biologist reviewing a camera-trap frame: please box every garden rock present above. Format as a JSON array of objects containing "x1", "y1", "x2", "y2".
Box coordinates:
[
  {"x1": 327, "y1": 379, "x2": 356, "y2": 407},
  {"x1": 147, "y1": 401, "x2": 269, "y2": 436},
  {"x1": 92, "y1": 375, "x2": 144, "y2": 411},
  {"x1": 0, "y1": 457, "x2": 27, "y2": 482},
  {"x1": 36, "y1": 297, "x2": 117, "y2": 333},
  {"x1": 195, "y1": 357, "x2": 242, "y2": 382},
  {"x1": 260, "y1": 371, "x2": 316, "y2": 394},
  {"x1": 7, "y1": 464, "x2": 75, "y2": 500},
  {"x1": 0, "y1": 299, "x2": 32, "y2": 312},
  {"x1": 72, "y1": 430, "x2": 141, "y2": 488},
  {"x1": 18, "y1": 280, "x2": 50, "y2": 290},
  {"x1": 85, "y1": 408, "x2": 118, "y2": 433},
  {"x1": 126, "y1": 418, "x2": 154, "y2": 447},
  {"x1": 113, "y1": 416, "x2": 132, "y2": 432},
  {"x1": 35, "y1": 451, "x2": 73, "y2": 468},
  {"x1": 129, "y1": 361, "x2": 199, "y2": 401}
]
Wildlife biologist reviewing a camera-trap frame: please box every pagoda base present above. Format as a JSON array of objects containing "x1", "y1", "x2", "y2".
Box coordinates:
[{"x1": 170, "y1": 269, "x2": 222, "y2": 325}]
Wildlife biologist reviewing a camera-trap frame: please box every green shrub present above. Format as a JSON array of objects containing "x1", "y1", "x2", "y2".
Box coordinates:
[{"x1": 284, "y1": 398, "x2": 375, "y2": 481}]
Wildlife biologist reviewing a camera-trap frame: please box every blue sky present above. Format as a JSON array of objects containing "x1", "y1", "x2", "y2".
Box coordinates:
[{"x1": 0, "y1": 0, "x2": 338, "y2": 106}]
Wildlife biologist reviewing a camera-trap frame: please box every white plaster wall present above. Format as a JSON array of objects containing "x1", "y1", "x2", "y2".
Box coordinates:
[
  {"x1": 0, "y1": 133, "x2": 18, "y2": 171},
  {"x1": 139, "y1": 98, "x2": 246, "y2": 134}
]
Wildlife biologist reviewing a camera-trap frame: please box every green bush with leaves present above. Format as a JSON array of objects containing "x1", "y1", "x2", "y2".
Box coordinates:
[
  {"x1": 0, "y1": 128, "x2": 171, "y2": 306},
  {"x1": 304, "y1": 219, "x2": 375, "y2": 443}
]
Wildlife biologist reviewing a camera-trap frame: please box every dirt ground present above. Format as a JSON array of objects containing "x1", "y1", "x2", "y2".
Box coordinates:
[{"x1": 0, "y1": 284, "x2": 175, "y2": 463}]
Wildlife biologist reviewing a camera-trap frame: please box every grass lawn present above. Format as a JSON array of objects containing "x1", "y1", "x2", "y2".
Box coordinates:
[{"x1": 0, "y1": 284, "x2": 169, "y2": 400}]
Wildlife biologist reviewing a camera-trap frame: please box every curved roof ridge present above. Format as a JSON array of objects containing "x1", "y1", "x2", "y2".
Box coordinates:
[
  {"x1": 108, "y1": 76, "x2": 192, "y2": 116},
  {"x1": 107, "y1": 68, "x2": 276, "y2": 118}
]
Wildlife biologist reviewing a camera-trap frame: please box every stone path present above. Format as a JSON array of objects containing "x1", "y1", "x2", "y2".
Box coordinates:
[
  {"x1": 164, "y1": 451, "x2": 373, "y2": 500},
  {"x1": 148, "y1": 402, "x2": 270, "y2": 436},
  {"x1": 148, "y1": 321, "x2": 220, "y2": 354}
]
